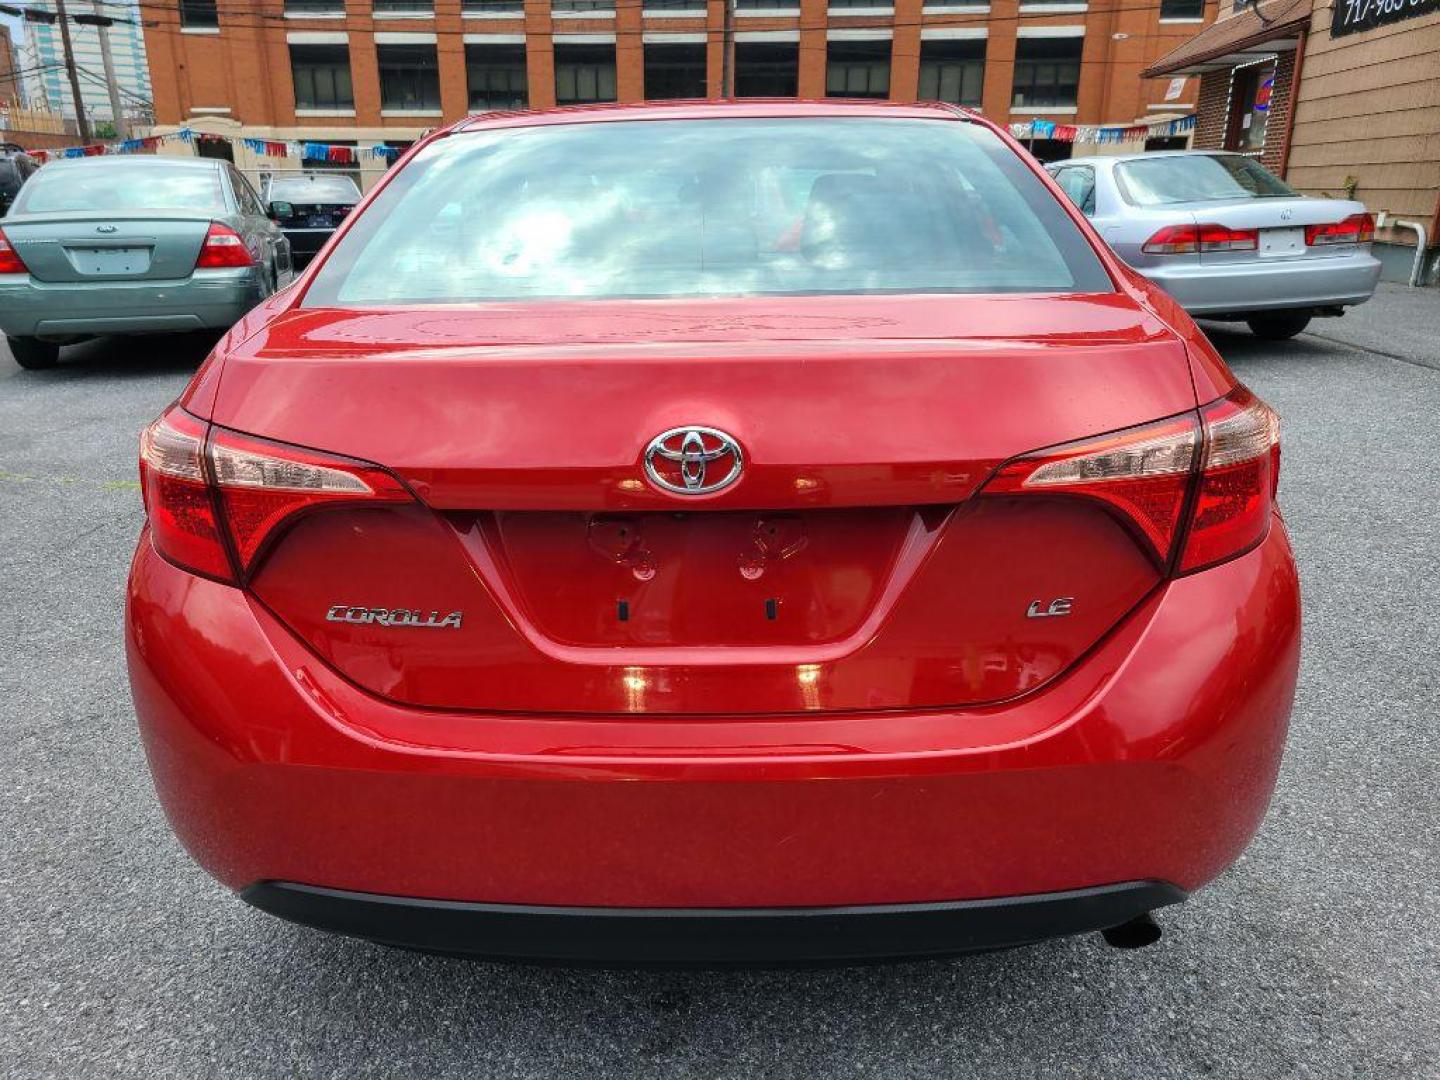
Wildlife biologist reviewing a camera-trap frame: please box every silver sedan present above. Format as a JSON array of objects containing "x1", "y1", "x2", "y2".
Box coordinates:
[{"x1": 1046, "y1": 151, "x2": 1381, "y2": 340}]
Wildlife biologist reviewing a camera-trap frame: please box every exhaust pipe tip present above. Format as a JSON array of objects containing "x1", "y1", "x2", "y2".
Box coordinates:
[{"x1": 1101, "y1": 912, "x2": 1162, "y2": 950}]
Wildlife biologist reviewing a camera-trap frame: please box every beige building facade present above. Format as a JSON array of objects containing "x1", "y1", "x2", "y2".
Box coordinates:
[{"x1": 1146, "y1": 0, "x2": 1439, "y2": 282}]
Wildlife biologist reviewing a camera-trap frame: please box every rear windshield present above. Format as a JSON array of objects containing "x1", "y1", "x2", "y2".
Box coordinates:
[
  {"x1": 303, "y1": 118, "x2": 1112, "y2": 305},
  {"x1": 14, "y1": 164, "x2": 226, "y2": 214},
  {"x1": 1115, "y1": 154, "x2": 1295, "y2": 206},
  {"x1": 267, "y1": 175, "x2": 361, "y2": 202}
]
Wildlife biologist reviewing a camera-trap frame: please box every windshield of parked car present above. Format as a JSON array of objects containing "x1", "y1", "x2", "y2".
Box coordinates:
[
  {"x1": 1115, "y1": 154, "x2": 1295, "y2": 206},
  {"x1": 303, "y1": 118, "x2": 1112, "y2": 305},
  {"x1": 267, "y1": 175, "x2": 361, "y2": 203},
  {"x1": 13, "y1": 163, "x2": 227, "y2": 214}
]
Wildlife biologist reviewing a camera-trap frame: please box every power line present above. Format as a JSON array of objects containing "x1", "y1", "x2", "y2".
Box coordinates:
[
  {"x1": 75, "y1": 60, "x2": 153, "y2": 102},
  {"x1": 0, "y1": 61, "x2": 70, "y2": 80},
  {"x1": 122, "y1": 0, "x2": 1205, "y2": 33}
]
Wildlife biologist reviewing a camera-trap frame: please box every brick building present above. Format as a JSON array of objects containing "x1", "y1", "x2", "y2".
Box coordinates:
[
  {"x1": 0, "y1": 32, "x2": 21, "y2": 107},
  {"x1": 142, "y1": 0, "x2": 1226, "y2": 187},
  {"x1": 1145, "y1": 0, "x2": 1440, "y2": 283}
]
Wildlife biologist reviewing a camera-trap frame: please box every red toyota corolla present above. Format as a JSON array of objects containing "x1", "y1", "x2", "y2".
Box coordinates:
[{"x1": 126, "y1": 102, "x2": 1300, "y2": 964}]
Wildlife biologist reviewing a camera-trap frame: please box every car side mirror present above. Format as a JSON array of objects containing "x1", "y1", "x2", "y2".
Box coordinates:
[{"x1": 268, "y1": 201, "x2": 292, "y2": 220}]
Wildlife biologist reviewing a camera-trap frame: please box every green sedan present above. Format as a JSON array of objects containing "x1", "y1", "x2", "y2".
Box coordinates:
[{"x1": 0, "y1": 155, "x2": 293, "y2": 370}]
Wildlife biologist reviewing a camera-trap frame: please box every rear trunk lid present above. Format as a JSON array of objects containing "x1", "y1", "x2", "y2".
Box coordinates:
[
  {"x1": 4, "y1": 211, "x2": 212, "y2": 282},
  {"x1": 1183, "y1": 197, "x2": 1370, "y2": 265},
  {"x1": 273, "y1": 202, "x2": 352, "y2": 230},
  {"x1": 216, "y1": 292, "x2": 1199, "y2": 715}
]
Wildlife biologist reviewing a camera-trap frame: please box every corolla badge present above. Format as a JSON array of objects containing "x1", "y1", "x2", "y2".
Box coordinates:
[
  {"x1": 326, "y1": 605, "x2": 463, "y2": 629},
  {"x1": 644, "y1": 426, "x2": 744, "y2": 495}
]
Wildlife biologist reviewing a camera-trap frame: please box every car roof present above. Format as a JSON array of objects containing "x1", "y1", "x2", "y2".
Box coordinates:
[
  {"x1": 1058, "y1": 150, "x2": 1242, "y2": 168},
  {"x1": 451, "y1": 99, "x2": 976, "y2": 134},
  {"x1": 268, "y1": 173, "x2": 359, "y2": 184},
  {"x1": 36, "y1": 155, "x2": 226, "y2": 172}
]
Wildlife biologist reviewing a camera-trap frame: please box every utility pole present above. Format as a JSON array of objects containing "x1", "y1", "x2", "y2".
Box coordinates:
[
  {"x1": 52, "y1": 0, "x2": 92, "y2": 142},
  {"x1": 720, "y1": 0, "x2": 734, "y2": 98},
  {"x1": 92, "y1": 0, "x2": 126, "y2": 138}
]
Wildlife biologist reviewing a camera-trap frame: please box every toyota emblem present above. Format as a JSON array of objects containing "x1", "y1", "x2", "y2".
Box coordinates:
[{"x1": 644, "y1": 426, "x2": 743, "y2": 495}]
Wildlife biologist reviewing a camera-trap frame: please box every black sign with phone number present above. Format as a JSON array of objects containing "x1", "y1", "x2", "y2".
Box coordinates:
[{"x1": 1332, "y1": 0, "x2": 1439, "y2": 36}]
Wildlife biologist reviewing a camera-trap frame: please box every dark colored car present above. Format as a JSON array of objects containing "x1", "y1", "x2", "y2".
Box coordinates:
[
  {"x1": 0, "y1": 144, "x2": 40, "y2": 216},
  {"x1": 127, "y1": 102, "x2": 1300, "y2": 965},
  {"x1": 262, "y1": 173, "x2": 362, "y2": 266}
]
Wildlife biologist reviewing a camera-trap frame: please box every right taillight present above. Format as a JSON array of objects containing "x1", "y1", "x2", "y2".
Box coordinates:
[
  {"x1": 1305, "y1": 212, "x2": 1375, "y2": 247},
  {"x1": 1178, "y1": 388, "x2": 1281, "y2": 574},
  {"x1": 0, "y1": 228, "x2": 30, "y2": 274},
  {"x1": 139, "y1": 404, "x2": 413, "y2": 583},
  {"x1": 195, "y1": 222, "x2": 255, "y2": 269},
  {"x1": 981, "y1": 387, "x2": 1281, "y2": 576}
]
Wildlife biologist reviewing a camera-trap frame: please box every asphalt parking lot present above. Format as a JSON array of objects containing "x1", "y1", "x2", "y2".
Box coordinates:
[{"x1": 2, "y1": 286, "x2": 1437, "y2": 1079}]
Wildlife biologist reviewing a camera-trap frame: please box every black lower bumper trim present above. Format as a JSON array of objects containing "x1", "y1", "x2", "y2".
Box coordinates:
[{"x1": 241, "y1": 880, "x2": 1187, "y2": 966}]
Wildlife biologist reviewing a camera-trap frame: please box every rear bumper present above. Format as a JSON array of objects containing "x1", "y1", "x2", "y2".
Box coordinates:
[
  {"x1": 1142, "y1": 249, "x2": 1381, "y2": 315},
  {"x1": 279, "y1": 227, "x2": 334, "y2": 262},
  {"x1": 243, "y1": 880, "x2": 1186, "y2": 964},
  {"x1": 0, "y1": 268, "x2": 263, "y2": 337},
  {"x1": 126, "y1": 520, "x2": 1300, "y2": 956}
]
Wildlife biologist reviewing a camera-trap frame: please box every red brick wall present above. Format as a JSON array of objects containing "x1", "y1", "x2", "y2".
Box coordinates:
[
  {"x1": 1259, "y1": 48, "x2": 1295, "y2": 174},
  {"x1": 1193, "y1": 69, "x2": 1231, "y2": 150},
  {"x1": 1188, "y1": 48, "x2": 1297, "y2": 175},
  {"x1": 145, "y1": 1, "x2": 1223, "y2": 132}
]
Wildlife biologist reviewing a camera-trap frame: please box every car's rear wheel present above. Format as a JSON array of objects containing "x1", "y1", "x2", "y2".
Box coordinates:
[
  {"x1": 1246, "y1": 312, "x2": 1312, "y2": 341},
  {"x1": 6, "y1": 336, "x2": 60, "y2": 370}
]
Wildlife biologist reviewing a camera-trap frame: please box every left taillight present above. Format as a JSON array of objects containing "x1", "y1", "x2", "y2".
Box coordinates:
[
  {"x1": 980, "y1": 387, "x2": 1281, "y2": 576},
  {"x1": 1141, "y1": 224, "x2": 1259, "y2": 255},
  {"x1": 0, "y1": 228, "x2": 30, "y2": 274},
  {"x1": 139, "y1": 404, "x2": 412, "y2": 583},
  {"x1": 208, "y1": 426, "x2": 411, "y2": 570},
  {"x1": 194, "y1": 222, "x2": 255, "y2": 269},
  {"x1": 139, "y1": 408, "x2": 233, "y2": 581}
]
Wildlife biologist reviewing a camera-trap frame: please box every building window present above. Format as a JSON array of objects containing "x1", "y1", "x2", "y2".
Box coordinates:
[
  {"x1": 285, "y1": 0, "x2": 345, "y2": 14},
  {"x1": 644, "y1": 42, "x2": 707, "y2": 99},
  {"x1": 466, "y1": 43, "x2": 528, "y2": 110},
  {"x1": 1025, "y1": 138, "x2": 1072, "y2": 164},
  {"x1": 290, "y1": 45, "x2": 355, "y2": 110},
  {"x1": 194, "y1": 134, "x2": 234, "y2": 162},
  {"x1": 553, "y1": 0, "x2": 615, "y2": 10},
  {"x1": 1227, "y1": 62, "x2": 1275, "y2": 152},
  {"x1": 917, "y1": 38, "x2": 984, "y2": 106},
  {"x1": 829, "y1": 0, "x2": 890, "y2": 6},
  {"x1": 377, "y1": 43, "x2": 442, "y2": 110},
  {"x1": 735, "y1": 42, "x2": 798, "y2": 96},
  {"x1": 1159, "y1": 0, "x2": 1205, "y2": 15},
  {"x1": 554, "y1": 43, "x2": 617, "y2": 105},
  {"x1": 461, "y1": 0, "x2": 523, "y2": 11},
  {"x1": 179, "y1": 0, "x2": 219, "y2": 29},
  {"x1": 1012, "y1": 37, "x2": 1082, "y2": 108},
  {"x1": 826, "y1": 40, "x2": 890, "y2": 98},
  {"x1": 373, "y1": 0, "x2": 435, "y2": 13},
  {"x1": 646, "y1": 0, "x2": 705, "y2": 7},
  {"x1": 736, "y1": 0, "x2": 798, "y2": 6}
]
